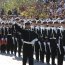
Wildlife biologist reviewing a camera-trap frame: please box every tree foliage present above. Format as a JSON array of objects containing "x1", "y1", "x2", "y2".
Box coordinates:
[{"x1": 0, "y1": 0, "x2": 49, "y2": 18}]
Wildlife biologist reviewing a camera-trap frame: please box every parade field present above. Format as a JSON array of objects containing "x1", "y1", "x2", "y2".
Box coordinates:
[{"x1": 0, "y1": 52, "x2": 65, "y2": 65}]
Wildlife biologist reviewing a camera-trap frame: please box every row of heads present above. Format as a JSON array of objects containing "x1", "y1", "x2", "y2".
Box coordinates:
[{"x1": 0, "y1": 16, "x2": 65, "y2": 27}]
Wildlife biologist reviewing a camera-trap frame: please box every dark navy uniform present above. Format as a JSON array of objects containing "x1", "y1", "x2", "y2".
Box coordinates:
[
  {"x1": 7, "y1": 27, "x2": 13, "y2": 54},
  {"x1": 35, "y1": 40, "x2": 40, "y2": 61},
  {"x1": 34, "y1": 26, "x2": 41, "y2": 61},
  {"x1": 12, "y1": 25, "x2": 17, "y2": 56},
  {"x1": 15, "y1": 23, "x2": 38, "y2": 65},
  {"x1": 1, "y1": 26, "x2": 6, "y2": 53},
  {"x1": 9, "y1": 27, "x2": 13, "y2": 54}
]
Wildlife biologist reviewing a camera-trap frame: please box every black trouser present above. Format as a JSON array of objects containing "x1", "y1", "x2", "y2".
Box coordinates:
[
  {"x1": 46, "y1": 45, "x2": 50, "y2": 64},
  {"x1": 40, "y1": 50, "x2": 44, "y2": 63},
  {"x1": 1, "y1": 44, "x2": 6, "y2": 53},
  {"x1": 14, "y1": 38, "x2": 17, "y2": 56},
  {"x1": 35, "y1": 41, "x2": 40, "y2": 61},
  {"x1": 18, "y1": 39, "x2": 22, "y2": 57},
  {"x1": 1, "y1": 36, "x2": 6, "y2": 53},
  {"x1": 23, "y1": 52, "x2": 33, "y2": 65},
  {"x1": 35, "y1": 49, "x2": 39, "y2": 61},
  {"x1": 7, "y1": 35, "x2": 13, "y2": 54},
  {"x1": 51, "y1": 51, "x2": 56, "y2": 65},
  {"x1": 18, "y1": 45, "x2": 21, "y2": 57},
  {"x1": 57, "y1": 53, "x2": 64, "y2": 65},
  {"x1": 7, "y1": 42, "x2": 10, "y2": 53},
  {"x1": 46, "y1": 51, "x2": 50, "y2": 64},
  {"x1": 9, "y1": 38, "x2": 14, "y2": 54},
  {"x1": 23, "y1": 43, "x2": 33, "y2": 65}
]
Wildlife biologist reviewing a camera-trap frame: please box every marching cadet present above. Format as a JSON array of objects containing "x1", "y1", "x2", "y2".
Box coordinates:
[
  {"x1": 3, "y1": 24, "x2": 7, "y2": 53},
  {"x1": 14, "y1": 17, "x2": 22, "y2": 57},
  {"x1": 43, "y1": 24, "x2": 51, "y2": 64},
  {"x1": 12, "y1": 24, "x2": 17, "y2": 56},
  {"x1": 50, "y1": 31, "x2": 57, "y2": 65},
  {"x1": 9, "y1": 23, "x2": 14, "y2": 54},
  {"x1": 4, "y1": 23, "x2": 8, "y2": 52},
  {"x1": 15, "y1": 21, "x2": 38, "y2": 65},
  {"x1": 34, "y1": 39, "x2": 40, "y2": 61},
  {"x1": 1, "y1": 23, "x2": 6, "y2": 53},
  {"x1": 5, "y1": 23, "x2": 9, "y2": 53},
  {"x1": 7, "y1": 23, "x2": 13, "y2": 54},
  {"x1": 35, "y1": 20, "x2": 41, "y2": 61},
  {"x1": 57, "y1": 37, "x2": 64, "y2": 65},
  {"x1": 39, "y1": 23, "x2": 45, "y2": 63},
  {"x1": 6, "y1": 23, "x2": 10, "y2": 54},
  {"x1": 31, "y1": 20, "x2": 39, "y2": 61}
]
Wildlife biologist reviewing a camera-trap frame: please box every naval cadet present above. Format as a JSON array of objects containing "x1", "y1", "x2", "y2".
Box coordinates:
[
  {"x1": 39, "y1": 25, "x2": 45, "y2": 63},
  {"x1": 34, "y1": 20, "x2": 41, "y2": 61},
  {"x1": 7, "y1": 23, "x2": 13, "y2": 54},
  {"x1": 1, "y1": 23, "x2": 6, "y2": 53},
  {"x1": 12, "y1": 24, "x2": 17, "y2": 56}
]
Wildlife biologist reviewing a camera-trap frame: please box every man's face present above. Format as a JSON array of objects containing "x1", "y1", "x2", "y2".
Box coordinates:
[
  {"x1": 37, "y1": 23, "x2": 41, "y2": 26},
  {"x1": 32, "y1": 22, "x2": 36, "y2": 26},
  {"x1": 25, "y1": 24, "x2": 31, "y2": 29},
  {"x1": 16, "y1": 20, "x2": 19, "y2": 23}
]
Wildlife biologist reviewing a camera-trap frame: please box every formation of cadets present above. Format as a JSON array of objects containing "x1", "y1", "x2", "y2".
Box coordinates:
[{"x1": 0, "y1": 15, "x2": 65, "y2": 65}]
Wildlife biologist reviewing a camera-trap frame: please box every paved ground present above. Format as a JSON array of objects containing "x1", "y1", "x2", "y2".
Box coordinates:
[{"x1": 0, "y1": 52, "x2": 65, "y2": 65}]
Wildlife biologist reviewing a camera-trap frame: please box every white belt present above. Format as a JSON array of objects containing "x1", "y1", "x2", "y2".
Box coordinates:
[
  {"x1": 23, "y1": 38, "x2": 38, "y2": 45},
  {"x1": 8, "y1": 34, "x2": 11, "y2": 35},
  {"x1": 23, "y1": 41, "x2": 32, "y2": 44},
  {"x1": 50, "y1": 38, "x2": 56, "y2": 39}
]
